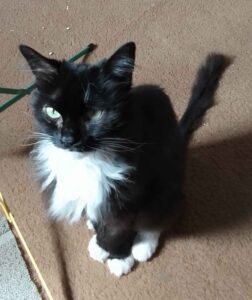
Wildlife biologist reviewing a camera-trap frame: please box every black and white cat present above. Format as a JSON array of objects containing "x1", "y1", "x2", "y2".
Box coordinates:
[{"x1": 20, "y1": 42, "x2": 228, "y2": 276}]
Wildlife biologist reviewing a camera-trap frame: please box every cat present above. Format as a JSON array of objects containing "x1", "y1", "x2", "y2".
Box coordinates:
[{"x1": 19, "y1": 42, "x2": 229, "y2": 277}]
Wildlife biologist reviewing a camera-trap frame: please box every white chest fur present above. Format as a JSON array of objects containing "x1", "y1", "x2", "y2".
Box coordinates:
[{"x1": 32, "y1": 140, "x2": 131, "y2": 223}]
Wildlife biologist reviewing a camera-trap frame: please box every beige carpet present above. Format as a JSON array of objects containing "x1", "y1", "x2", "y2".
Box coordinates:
[{"x1": 0, "y1": 1, "x2": 252, "y2": 299}]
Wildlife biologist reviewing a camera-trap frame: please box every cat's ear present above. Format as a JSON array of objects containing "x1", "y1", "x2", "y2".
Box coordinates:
[
  {"x1": 19, "y1": 45, "x2": 60, "y2": 88},
  {"x1": 104, "y1": 42, "x2": 136, "y2": 80}
]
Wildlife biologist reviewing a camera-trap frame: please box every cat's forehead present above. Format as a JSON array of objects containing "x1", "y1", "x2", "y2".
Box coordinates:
[
  {"x1": 37, "y1": 60, "x2": 111, "y2": 112},
  {"x1": 48, "y1": 63, "x2": 100, "y2": 104},
  {"x1": 75, "y1": 62, "x2": 101, "y2": 80}
]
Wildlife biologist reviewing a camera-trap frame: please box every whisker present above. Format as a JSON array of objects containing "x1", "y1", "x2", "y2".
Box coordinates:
[
  {"x1": 102, "y1": 140, "x2": 143, "y2": 150},
  {"x1": 20, "y1": 138, "x2": 51, "y2": 147},
  {"x1": 27, "y1": 132, "x2": 52, "y2": 139},
  {"x1": 20, "y1": 142, "x2": 40, "y2": 147},
  {"x1": 100, "y1": 137, "x2": 145, "y2": 145},
  {"x1": 22, "y1": 131, "x2": 52, "y2": 148},
  {"x1": 86, "y1": 145, "x2": 109, "y2": 156},
  {"x1": 102, "y1": 144, "x2": 137, "y2": 153}
]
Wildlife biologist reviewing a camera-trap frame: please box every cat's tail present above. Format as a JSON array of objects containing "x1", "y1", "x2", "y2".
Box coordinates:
[{"x1": 179, "y1": 53, "x2": 231, "y2": 143}]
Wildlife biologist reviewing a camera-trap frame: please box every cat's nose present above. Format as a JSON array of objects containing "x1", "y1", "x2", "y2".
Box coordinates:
[{"x1": 60, "y1": 134, "x2": 76, "y2": 147}]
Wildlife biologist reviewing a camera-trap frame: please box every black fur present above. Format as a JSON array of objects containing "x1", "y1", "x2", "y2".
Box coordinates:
[
  {"x1": 20, "y1": 43, "x2": 229, "y2": 259},
  {"x1": 180, "y1": 53, "x2": 230, "y2": 142}
]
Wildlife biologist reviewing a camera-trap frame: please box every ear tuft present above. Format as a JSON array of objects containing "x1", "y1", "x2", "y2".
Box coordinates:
[
  {"x1": 105, "y1": 42, "x2": 136, "y2": 79},
  {"x1": 19, "y1": 45, "x2": 60, "y2": 85}
]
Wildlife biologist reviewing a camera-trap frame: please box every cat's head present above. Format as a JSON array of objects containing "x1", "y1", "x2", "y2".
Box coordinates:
[{"x1": 19, "y1": 42, "x2": 135, "y2": 153}]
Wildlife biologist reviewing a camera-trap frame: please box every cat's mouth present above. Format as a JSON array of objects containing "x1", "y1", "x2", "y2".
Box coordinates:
[
  {"x1": 69, "y1": 144, "x2": 94, "y2": 153},
  {"x1": 53, "y1": 140, "x2": 100, "y2": 153}
]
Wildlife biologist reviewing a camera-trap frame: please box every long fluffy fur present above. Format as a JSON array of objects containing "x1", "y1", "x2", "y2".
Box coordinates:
[
  {"x1": 20, "y1": 43, "x2": 230, "y2": 276},
  {"x1": 31, "y1": 139, "x2": 132, "y2": 223},
  {"x1": 180, "y1": 53, "x2": 231, "y2": 142}
]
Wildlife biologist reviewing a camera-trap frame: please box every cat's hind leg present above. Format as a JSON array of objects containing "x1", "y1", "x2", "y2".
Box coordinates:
[
  {"x1": 91, "y1": 222, "x2": 136, "y2": 277},
  {"x1": 132, "y1": 230, "x2": 161, "y2": 262}
]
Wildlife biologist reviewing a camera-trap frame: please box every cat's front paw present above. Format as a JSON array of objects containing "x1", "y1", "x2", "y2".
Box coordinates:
[
  {"x1": 107, "y1": 256, "x2": 135, "y2": 277},
  {"x1": 88, "y1": 235, "x2": 109, "y2": 263}
]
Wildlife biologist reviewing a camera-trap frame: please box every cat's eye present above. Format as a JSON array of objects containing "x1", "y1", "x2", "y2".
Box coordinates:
[
  {"x1": 43, "y1": 106, "x2": 62, "y2": 120},
  {"x1": 92, "y1": 110, "x2": 104, "y2": 121}
]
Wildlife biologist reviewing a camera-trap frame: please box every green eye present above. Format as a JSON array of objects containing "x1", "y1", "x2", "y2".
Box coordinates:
[
  {"x1": 44, "y1": 106, "x2": 61, "y2": 119},
  {"x1": 92, "y1": 110, "x2": 104, "y2": 120}
]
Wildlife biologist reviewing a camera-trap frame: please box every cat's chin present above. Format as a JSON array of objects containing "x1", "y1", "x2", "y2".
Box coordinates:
[
  {"x1": 68, "y1": 145, "x2": 95, "y2": 153},
  {"x1": 52, "y1": 141, "x2": 94, "y2": 153}
]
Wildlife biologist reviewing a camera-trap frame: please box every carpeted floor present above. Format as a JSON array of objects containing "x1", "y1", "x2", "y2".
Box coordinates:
[
  {"x1": 0, "y1": 217, "x2": 41, "y2": 300},
  {"x1": 0, "y1": 1, "x2": 252, "y2": 299}
]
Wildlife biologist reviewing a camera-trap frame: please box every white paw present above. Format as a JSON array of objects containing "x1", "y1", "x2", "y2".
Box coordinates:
[
  {"x1": 132, "y1": 239, "x2": 158, "y2": 262},
  {"x1": 88, "y1": 235, "x2": 109, "y2": 263},
  {"x1": 86, "y1": 219, "x2": 94, "y2": 230},
  {"x1": 107, "y1": 256, "x2": 135, "y2": 277}
]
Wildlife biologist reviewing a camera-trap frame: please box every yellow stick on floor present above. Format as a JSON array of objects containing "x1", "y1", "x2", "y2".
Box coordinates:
[{"x1": 0, "y1": 193, "x2": 54, "y2": 300}]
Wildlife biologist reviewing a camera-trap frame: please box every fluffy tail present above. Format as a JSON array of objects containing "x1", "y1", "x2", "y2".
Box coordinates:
[{"x1": 180, "y1": 53, "x2": 231, "y2": 143}]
